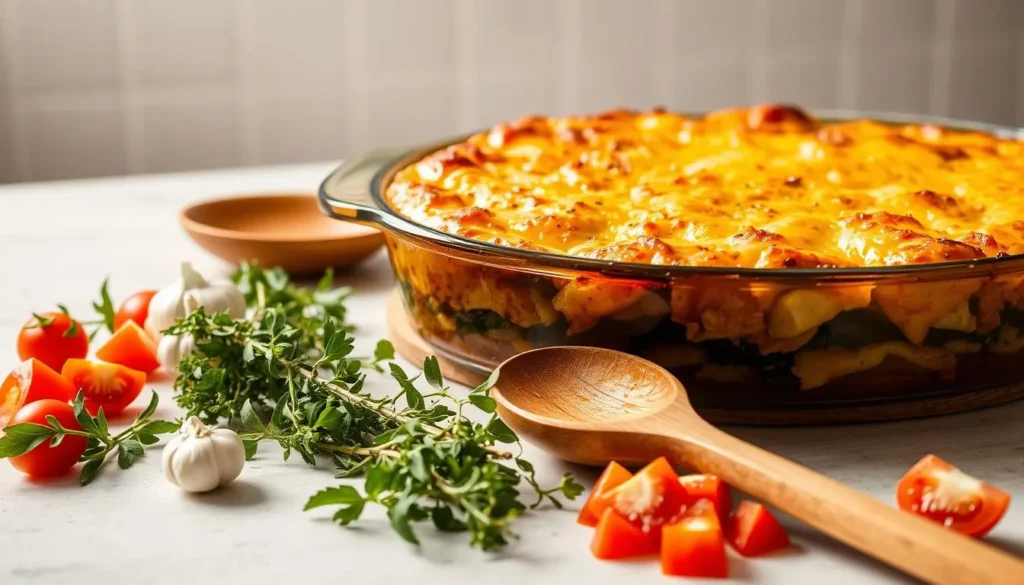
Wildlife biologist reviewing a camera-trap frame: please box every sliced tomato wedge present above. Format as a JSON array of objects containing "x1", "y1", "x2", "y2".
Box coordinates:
[
  {"x1": 590, "y1": 457, "x2": 689, "y2": 535},
  {"x1": 679, "y1": 473, "x2": 733, "y2": 521},
  {"x1": 725, "y1": 501, "x2": 791, "y2": 556},
  {"x1": 1, "y1": 359, "x2": 75, "y2": 427},
  {"x1": 95, "y1": 322, "x2": 160, "y2": 374},
  {"x1": 61, "y1": 359, "x2": 146, "y2": 415},
  {"x1": 661, "y1": 506, "x2": 729, "y2": 578},
  {"x1": 896, "y1": 454, "x2": 1010, "y2": 537},
  {"x1": 591, "y1": 508, "x2": 660, "y2": 560},
  {"x1": 578, "y1": 461, "x2": 633, "y2": 527}
]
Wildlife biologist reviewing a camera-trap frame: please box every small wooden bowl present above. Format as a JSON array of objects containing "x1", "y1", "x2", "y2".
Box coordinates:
[{"x1": 180, "y1": 193, "x2": 385, "y2": 275}]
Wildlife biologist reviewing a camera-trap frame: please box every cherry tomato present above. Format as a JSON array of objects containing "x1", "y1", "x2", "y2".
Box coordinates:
[
  {"x1": 16, "y1": 311, "x2": 89, "y2": 371},
  {"x1": 590, "y1": 457, "x2": 689, "y2": 535},
  {"x1": 95, "y1": 322, "x2": 160, "y2": 374},
  {"x1": 679, "y1": 474, "x2": 733, "y2": 522},
  {"x1": 896, "y1": 454, "x2": 1010, "y2": 538},
  {"x1": 725, "y1": 501, "x2": 791, "y2": 556},
  {"x1": 7, "y1": 399, "x2": 88, "y2": 478},
  {"x1": 114, "y1": 290, "x2": 157, "y2": 330},
  {"x1": 661, "y1": 509, "x2": 728, "y2": 578},
  {"x1": 578, "y1": 461, "x2": 633, "y2": 527},
  {"x1": 590, "y1": 508, "x2": 659, "y2": 560},
  {"x1": 61, "y1": 359, "x2": 146, "y2": 415},
  {"x1": 1, "y1": 359, "x2": 77, "y2": 428}
]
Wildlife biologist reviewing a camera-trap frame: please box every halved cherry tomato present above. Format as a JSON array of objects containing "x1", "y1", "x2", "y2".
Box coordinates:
[
  {"x1": 591, "y1": 508, "x2": 660, "y2": 560},
  {"x1": 680, "y1": 473, "x2": 733, "y2": 522},
  {"x1": 578, "y1": 461, "x2": 633, "y2": 527},
  {"x1": 95, "y1": 322, "x2": 160, "y2": 374},
  {"x1": 7, "y1": 399, "x2": 88, "y2": 478},
  {"x1": 590, "y1": 457, "x2": 689, "y2": 535},
  {"x1": 896, "y1": 454, "x2": 1010, "y2": 538},
  {"x1": 725, "y1": 501, "x2": 791, "y2": 556},
  {"x1": 661, "y1": 506, "x2": 729, "y2": 578},
  {"x1": 1, "y1": 359, "x2": 76, "y2": 427},
  {"x1": 17, "y1": 311, "x2": 89, "y2": 371},
  {"x1": 114, "y1": 290, "x2": 157, "y2": 330},
  {"x1": 61, "y1": 359, "x2": 146, "y2": 415}
]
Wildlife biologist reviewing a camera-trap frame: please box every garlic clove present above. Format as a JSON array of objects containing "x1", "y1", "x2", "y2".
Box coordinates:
[{"x1": 162, "y1": 417, "x2": 245, "y2": 493}]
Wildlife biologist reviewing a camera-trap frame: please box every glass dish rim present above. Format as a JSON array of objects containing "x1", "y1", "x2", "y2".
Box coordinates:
[{"x1": 321, "y1": 108, "x2": 1024, "y2": 283}]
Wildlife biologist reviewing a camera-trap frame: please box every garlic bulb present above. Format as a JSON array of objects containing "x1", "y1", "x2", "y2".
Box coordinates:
[
  {"x1": 163, "y1": 417, "x2": 245, "y2": 493},
  {"x1": 145, "y1": 262, "x2": 246, "y2": 340},
  {"x1": 156, "y1": 292, "x2": 199, "y2": 372}
]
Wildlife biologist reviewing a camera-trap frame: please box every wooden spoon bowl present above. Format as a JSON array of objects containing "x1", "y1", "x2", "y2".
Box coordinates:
[
  {"x1": 493, "y1": 346, "x2": 1024, "y2": 585},
  {"x1": 180, "y1": 193, "x2": 384, "y2": 276}
]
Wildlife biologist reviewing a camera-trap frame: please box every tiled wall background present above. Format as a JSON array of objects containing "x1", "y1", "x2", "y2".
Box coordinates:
[{"x1": 0, "y1": 0, "x2": 1022, "y2": 183}]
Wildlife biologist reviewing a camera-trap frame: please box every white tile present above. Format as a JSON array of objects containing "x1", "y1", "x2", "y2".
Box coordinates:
[
  {"x1": 11, "y1": 0, "x2": 119, "y2": 92},
  {"x1": 367, "y1": 0, "x2": 456, "y2": 77},
  {"x1": 578, "y1": 0, "x2": 657, "y2": 112},
  {"x1": 475, "y1": 75, "x2": 559, "y2": 128},
  {"x1": 675, "y1": 61, "x2": 750, "y2": 113},
  {"x1": 252, "y1": 95, "x2": 349, "y2": 165},
  {"x1": 948, "y1": 48, "x2": 1017, "y2": 125},
  {"x1": 367, "y1": 82, "x2": 457, "y2": 148},
  {"x1": 857, "y1": 53, "x2": 932, "y2": 114},
  {"x1": 765, "y1": 0, "x2": 843, "y2": 56},
  {"x1": 22, "y1": 106, "x2": 127, "y2": 180},
  {"x1": 474, "y1": 0, "x2": 559, "y2": 76},
  {"x1": 243, "y1": 0, "x2": 346, "y2": 96},
  {"x1": 139, "y1": 100, "x2": 243, "y2": 172},
  {"x1": 132, "y1": 0, "x2": 237, "y2": 89},
  {"x1": 760, "y1": 59, "x2": 839, "y2": 109}
]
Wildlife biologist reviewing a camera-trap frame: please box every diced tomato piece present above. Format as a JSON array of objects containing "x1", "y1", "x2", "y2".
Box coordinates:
[
  {"x1": 661, "y1": 510, "x2": 729, "y2": 578},
  {"x1": 1, "y1": 359, "x2": 76, "y2": 427},
  {"x1": 896, "y1": 454, "x2": 1010, "y2": 538},
  {"x1": 590, "y1": 457, "x2": 689, "y2": 535},
  {"x1": 679, "y1": 474, "x2": 733, "y2": 521},
  {"x1": 95, "y1": 322, "x2": 160, "y2": 374},
  {"x1": 591, "y1": 508, "x2": 660, "y2": 560},
  {"x1": 725, "y1": 501, "x2": 791, "y2": 556},
  {"x1": 61, "y1": 359, "x2": 146, "y2": 415},
  {"x1": 578, "y1": 461, "x2": 634, "y2": 527}
]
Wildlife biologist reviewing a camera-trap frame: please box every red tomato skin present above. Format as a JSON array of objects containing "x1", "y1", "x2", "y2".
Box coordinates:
[
  {"x1": 16, "y1": 312, "x2": 89, "y2": 371},
  {"x1": 590, "y1": 457, "x2": 689, "y2": 533},
  {"x1": 661, "y1": 513, "x2": 729, "y2": 578},
  {"x1": 8, "y1": 400, "x2": 87, "y2": 478},
  {"x1": 725, "y1": 501, "x2": 791, "y2": 556},
  {"x1": 61, "y1": 359, "x2": 146, "y2": 415},
  {"x1": 896, "y1": 454, "x2": 1011, "y2": 538},
  {"x1": 95, "y1": 322, "x2": 160, "y2": 374},
  {"x1": 679, "y1": 474, "x2": 733, "y2": 521},
  {"x1": 578, "y1": 461, "x2": 633, "y2": 527},
  {"x1": 114, "y1": 290, "x2": 157, "y2": 330},
  {"x1": 591, "y1": 508, "x2": 660, "y2": 560}
]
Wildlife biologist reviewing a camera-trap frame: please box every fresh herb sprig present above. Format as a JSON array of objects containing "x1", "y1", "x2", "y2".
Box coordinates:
[
  {"x1": 170, "y1": 266, "x2": 582, "y2": 550},
  {"x1": 0, "y1": 391, "x2": 179, "y2": 485}
]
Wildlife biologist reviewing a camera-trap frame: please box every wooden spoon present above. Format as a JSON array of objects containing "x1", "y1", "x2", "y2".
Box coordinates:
[{"x1": 492, "y1": 346, "x2": 1024, "y2": 585}]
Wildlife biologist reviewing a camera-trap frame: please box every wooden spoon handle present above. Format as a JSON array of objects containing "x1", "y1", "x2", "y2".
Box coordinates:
[{"x1": 665, "y1": 422, "x2": 1024, "y2": 585}]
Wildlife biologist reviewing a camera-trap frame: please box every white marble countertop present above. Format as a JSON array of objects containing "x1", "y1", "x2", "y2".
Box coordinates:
[{"x1": 1, "y1": 164, "x2": 1022, "y2": 585}]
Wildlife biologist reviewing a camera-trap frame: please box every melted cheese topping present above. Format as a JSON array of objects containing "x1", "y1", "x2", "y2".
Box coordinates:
[{"x1": 386, "y1": 104, "x2": 1024, "y2": 268}]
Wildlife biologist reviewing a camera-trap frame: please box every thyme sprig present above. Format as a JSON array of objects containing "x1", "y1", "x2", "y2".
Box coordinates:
[{"x1": 169, "y1": 266, "x2": 582, "y2": 550}]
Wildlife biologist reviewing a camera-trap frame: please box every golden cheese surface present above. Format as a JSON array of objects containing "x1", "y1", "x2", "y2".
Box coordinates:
[{"x1": 385, "y1": 104, "x2": 1024, "y2": 269}]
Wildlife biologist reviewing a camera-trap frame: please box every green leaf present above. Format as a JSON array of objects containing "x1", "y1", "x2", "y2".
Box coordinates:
[
  {"x1": 95, "y1": 408, "x2": 109, "y2": 436},
  {"x1": 30, "y1": 312, "x2": 56, "y2": 328},
  {"x1": 486, "y1": 418, "x2": 518, "y2": 443},
  {"x1": 431, "y1": 506, "x2": 468, "y2": 532},
  {"x1": 373, "y1": 339, "x2": 395, "y2": 362},
  {"x1": 389, "y1": 363, "x2": 424, "y2": 410},
  {"x1": 515, "y1": 458, "x2": 535, "y2": 473},
  {"x1": 364, "y1": 464, "x2": 393, "y2": 497},
  {"x1": 242, "y1": 438, "x2": 259, "y2": 460},
  {"x1": 408, "y1": 450, "x2": 428, "y2": 482},
  {"x1": 560, "y1": 474, "x2": 585, "y2": 500},
  {"x1": 333, "y1": 502, "x2": 365, "y2": 525},
  {"x1": 79, "y1": 458, "x2": 103, "y2": 486},
  {"x1": 423, "y1": 356, "x2": 444, "y2": 390},
  {"x1": 468, "y1": 394, "x2": 497, "y2": 413},
  {"x1": 73, "y1": 392, "x2": 99, "y2": 435},
  {"x1": 313, "y1": 406, "x2": 343, "y2": 431},
  {"x1": 240, "y1": 400, "x2": 265, "y2": 432},
  {"x1": 116, "y1": 440, "x2": 145, "y2": 469},
  {"x1": 136, "y1": 391, "x2": 159, "y2": 422},
  {"x1": 137, "y1": 433, "x2": 160, "y2": 446},
  {"x1": 242, "y1": 342, "x2": 255, "y2": 363},
  {"x1": 323, "y1": 330, "x2": 354, "y2": 361},
  {"x1": 316, "y1": 268, "x2": 336, "y2": 291},
  {"x1": 91, "y1": 278, "x2": 116, "y2": 333},
  {"x1": 388, "y1": 494, "x2": 421, "y2": 545},
  {"x1": 471, "y1": 368, "x2": 500, "y2": 395},
  {"x1": 304, "y1": 485, "x2": 364, "y2": 510},
  {"x1": 136, "y1": 420, "x2": 181, "y2": 436},
  {"x1": 270, "y1": 398, "x2": 288, "y2": 429},
  {"x1": 44, "y1": 415, "x2": 66, "y2": 432},
  {"x1": 58, "y1": 305, "x2": 81, "y2": 338},
  {"x1": 0, "y1": 423, "x2": 56, "y2": 457}
]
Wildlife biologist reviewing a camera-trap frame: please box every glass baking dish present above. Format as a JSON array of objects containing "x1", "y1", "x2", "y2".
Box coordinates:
[{"x1": 318, "y1": 111, "x2": 1024, "y2": 422}]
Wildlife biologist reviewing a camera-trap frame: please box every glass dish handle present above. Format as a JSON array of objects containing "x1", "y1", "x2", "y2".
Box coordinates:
[{"x1": 317, "y1": 148, "x2": 406, "y2": 225}]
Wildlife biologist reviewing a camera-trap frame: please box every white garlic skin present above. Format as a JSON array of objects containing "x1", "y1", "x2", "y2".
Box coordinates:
[
  {"x1": 146, "y1": 262, "x2": 246, "y2": 340},
  {"x1": 163, "y1": 417, "x2": 245, "y2": 493},
  {"x1": 157, "y1": 333, "x2": 195, "y2": 373}
]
